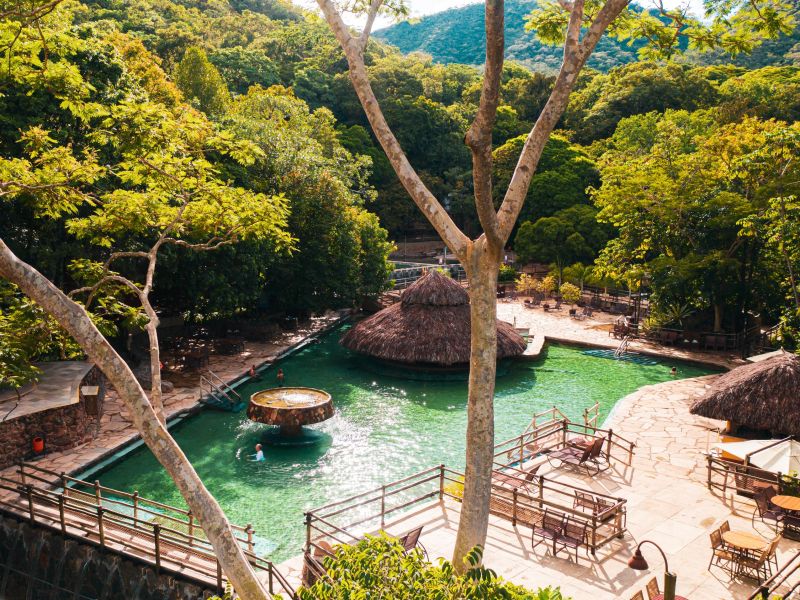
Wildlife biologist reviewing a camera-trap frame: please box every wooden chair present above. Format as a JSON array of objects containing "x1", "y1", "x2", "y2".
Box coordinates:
[
  {"x1": 645, "y1": 577, "x2": 660, "y2": 600},
  {"x1": 708, "y1": 527, "x2": 736, "y2": 575},
  {"x1": 629, "y1": 592, "x2": 644, "y2": 600},
  {"x1": 738, "y1": 537, "x2": 780, "y2": 583},
  {"x1": 573, "y1": 490, "x2": 617, "y2": 522}
]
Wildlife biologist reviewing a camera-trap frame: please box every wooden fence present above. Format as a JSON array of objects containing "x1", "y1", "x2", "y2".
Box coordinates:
[
  {"x1": 0, "y1": 463, "x2": 295, "y2": 598},
  {"x1": 748, "y1": 550, "x2": 800, "y2": 599},
  {"x1": 304, "y1": 462, "x2": 628, "y2": 559}
]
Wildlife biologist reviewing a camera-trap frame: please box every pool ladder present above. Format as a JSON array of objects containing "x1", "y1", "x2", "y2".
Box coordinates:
[
  {"x1": 200, "y1": 370, "x2": 244, "y2": 411},
  {"x1": 614, "y1": 335, "x2": 630, "y2": 358}
]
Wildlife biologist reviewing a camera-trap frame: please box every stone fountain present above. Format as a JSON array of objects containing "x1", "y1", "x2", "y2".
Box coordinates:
[{"x1": 247, "y1": 387, "x2": 334, "y2": 446}]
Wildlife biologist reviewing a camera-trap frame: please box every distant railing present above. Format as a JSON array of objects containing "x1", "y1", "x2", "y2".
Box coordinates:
[
  {"x1": 0, "y1": 463, "x2": 295, "y2": 598},
  {"x1": 304, "y1": 463, "x2": 627, "y2": 558},
  {"x1": 390, "y1": 263, "x2": 466, "y2": 289},
  {"x1": 705, "y1": 455, "x2": 800, "y2": 498}
]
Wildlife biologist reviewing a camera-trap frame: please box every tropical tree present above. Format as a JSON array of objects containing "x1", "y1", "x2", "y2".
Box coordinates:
[{"x1": 313, "y1": 0, "x2": 796, "y2": 568}]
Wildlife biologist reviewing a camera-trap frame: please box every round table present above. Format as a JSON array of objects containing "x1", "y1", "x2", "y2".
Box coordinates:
[
  {"x1": 772, "y1": 495, "x2": 800, "y2": 512},
  {"x1": 652, "y1": 595, "x2": 688, "y2": 600},
  {"x1": 722, "y1": 530, "x2": 767, "y2": 552}
]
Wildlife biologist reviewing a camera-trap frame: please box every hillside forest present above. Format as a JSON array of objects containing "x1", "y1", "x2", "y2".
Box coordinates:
[{"x1": 1, "y1": 0, "x2": 800, "y2": 384}]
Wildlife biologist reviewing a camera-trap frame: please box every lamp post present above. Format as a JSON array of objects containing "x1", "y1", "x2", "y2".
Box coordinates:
[{"x1": 628, "y1": 540, "x2": 678, "y2": 600}]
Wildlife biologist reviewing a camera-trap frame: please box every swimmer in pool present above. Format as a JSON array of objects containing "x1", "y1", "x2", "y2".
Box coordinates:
[{"x1": 251, "y1": 443, "x2": 265, "y2": 461}]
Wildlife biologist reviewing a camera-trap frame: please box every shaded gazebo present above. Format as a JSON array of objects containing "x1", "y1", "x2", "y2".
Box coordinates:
[
  {"x1": 690, "y1": 350, "x2": 800, "y2": 436},
  {"x1": 341, "y1": 270, "x2": 526, "y2": 367}
]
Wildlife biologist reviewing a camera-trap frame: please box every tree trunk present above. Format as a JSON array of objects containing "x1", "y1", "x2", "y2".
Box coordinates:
[
  {"x1": 452, "y1": 239, "x2": 501, "y2": 567},
  {"x1": 713, "y1": 303, "x2": 723, "y2": 333},
  {"x1": 0, "y1": 240, "x2": 270, "y2": 600},
  {"x1": 145, "y1": 315, "x2": 166, "y2": 424}
]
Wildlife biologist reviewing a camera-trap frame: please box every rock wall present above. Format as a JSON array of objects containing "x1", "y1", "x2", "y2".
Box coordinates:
[
  {"x1": 0, "y1": 513, "x2": 215, "y2": 600},
  {"x1": 0, "y1": 367, "x2": 105, "y2": 470}
]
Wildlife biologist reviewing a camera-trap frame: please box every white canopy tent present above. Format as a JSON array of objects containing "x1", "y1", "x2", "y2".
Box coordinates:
[{"x1": 714, "y1": 437, "x2": 800, "y2": 474}]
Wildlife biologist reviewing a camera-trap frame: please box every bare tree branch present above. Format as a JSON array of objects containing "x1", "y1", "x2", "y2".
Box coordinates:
[
  {"x1": 465, "y1": 0, "x2": 504, "y2": 248},
  {"x1": 359, "y1": 0, "x2": 384, "y2": 52},
  {"x1": 316, "y1": 0, "x2": 471, "y2": 259},
  {"x1": 496, "y1": 0, "x2": 628, "y2": 242}
]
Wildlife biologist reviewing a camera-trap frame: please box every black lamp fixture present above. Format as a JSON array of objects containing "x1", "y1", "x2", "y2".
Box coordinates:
[{"x1": 628, "y1": 540, "x2": 678, "y2": 600}]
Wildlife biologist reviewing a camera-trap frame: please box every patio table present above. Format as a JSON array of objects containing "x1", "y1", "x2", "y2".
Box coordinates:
[
  {"x1": 722, "y1": 530, "x2": 767, "y2": 552},
  {"x1": 652, "y1": 595, "x2": 689, "y2": 600},
  {"x1": 772, "y1": 495, "x2": 800, "y2": 512}
]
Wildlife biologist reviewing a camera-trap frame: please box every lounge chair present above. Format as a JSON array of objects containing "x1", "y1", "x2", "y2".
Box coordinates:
[
  {"x1": 532, "y1": 508, "x2": 564, "y2": 554},
  {"x1": 554, "y1": 515, "x2": 588, "y2": 562},
  {"x1": 547, "y1": 441, "x2": 600, "y2": 475},
  {"x1": 398, "y1": 525, "x2": 428, "y2": 559}
]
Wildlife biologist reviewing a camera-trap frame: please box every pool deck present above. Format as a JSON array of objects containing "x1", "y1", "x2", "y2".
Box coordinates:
[{"x1": 278, "y1": 375, "x2": 799, "y2": 599}]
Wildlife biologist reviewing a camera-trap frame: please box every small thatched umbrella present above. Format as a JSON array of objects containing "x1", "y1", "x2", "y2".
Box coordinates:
[
  {"x1": 341, "y1": 270, "x2": 526, "y2": 367},
  {"x1": 690, "y1": 350, "x2": 800, "y2": 435}
]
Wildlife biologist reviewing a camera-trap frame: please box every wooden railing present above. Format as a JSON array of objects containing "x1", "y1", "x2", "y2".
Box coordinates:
[
  {"x1": 1, "y1": 463, "x2": 295, "y2": 598},
  {"x1": 304, "y1": 464, "x2": 627, "y2": 559},
  {"x1": 495, "y1": 416, "x2": 636, "y2": 471},
  {"x1": 706, "y1": 454, "x2": 800, "y2": 496},
  {"x1": 748, "y1": 550, "x2": 800, "y2": 599}
]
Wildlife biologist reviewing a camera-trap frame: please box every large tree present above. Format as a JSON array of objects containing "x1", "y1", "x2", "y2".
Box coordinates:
[{"x1": 314, "y1": 0, "x2": 796, "y2": 568}]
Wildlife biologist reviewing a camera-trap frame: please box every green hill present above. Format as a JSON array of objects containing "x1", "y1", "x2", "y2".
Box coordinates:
[{"x1": 375, "y1": 0, "x2": 799, "y2": 73}]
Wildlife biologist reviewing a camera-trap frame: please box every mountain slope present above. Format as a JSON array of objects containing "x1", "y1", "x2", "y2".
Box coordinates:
[{"x1": 375, "y1": 0, "x2": 799, "y2": 73}]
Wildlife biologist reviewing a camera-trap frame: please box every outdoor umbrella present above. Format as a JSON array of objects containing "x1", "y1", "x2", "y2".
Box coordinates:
[{"x1": 714, "y1": 438, "x2": 800, "y2": 474}]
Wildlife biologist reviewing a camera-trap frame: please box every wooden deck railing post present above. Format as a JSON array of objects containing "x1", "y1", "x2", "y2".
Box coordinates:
[
  {"x1": 216, "y1": 559, "x2": 223, "y2": 594},
  {"x1": 60, "y1": 472, "x2": 67, "y2": 493},
  {"x1": 94, "y1": 480, "x2": 101, "y2": 505},
  {"x1": 25, "y1": 485, "x2": 35, "y2": 523},
  {"x1": 187, "y1": 510, "x2": 194, "y2": 547},
  {"x1": 561, "y1": 420, "x2": 567, "y2": 447},
  {"x1": 512, "y1": 489, "x2": 518, "y2": 526},
  {"x1": 706, "y1": 455, "x2": 712, "y2": 489},
  {"x1": 606, "y1": 428, "x2": 613, "y2": 460},
  {"x1": 268, "y1": 562, "x2": 274, "y2": 594},
  {"x1": 438, "y1": 465, "x2": 445, "y2": 500},
  {"x1": 153, "y1": 523, "x2": 161, "y2": 573},
  {"x1": 132, "y1": 491, "x2": 139, "y2": 526},
  {"x1": 380, "y1": 485, "x2": 386, "y2": 529},
  {"x1": 304, "y1": 512, "x2": 312, "y2": 552},
  {"x1": 97, "y1": 506, "x2": 106, "y2": 547},
  {"x1": 58, "y1": 495, "x2": 66, "y2": 533},
  {"x1": 246, "y1": 523, "x2": 254, "y2": 553},
  {"x1": 538, "y1": 477, "x2": 544, "y2": 510},
  {"x1": 18, "y1": 462, "x2": 26, "y2": 487}
]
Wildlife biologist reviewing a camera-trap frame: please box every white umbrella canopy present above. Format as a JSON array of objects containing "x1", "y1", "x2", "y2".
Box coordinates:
[{"x1": 715, "y1": 438, "x2": 800, "y2": 474}]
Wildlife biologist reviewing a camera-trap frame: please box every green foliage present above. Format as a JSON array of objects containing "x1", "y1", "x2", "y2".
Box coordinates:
[
  {"x1": 175, "y1": 47, "x2": 231, "y2": 117},
  {"x1": 499, "y1": 264, "x2": 518, "y2": 283},
  {"x1": 559, "y1": 282, "x2": 581, "y2": 305},
  {"x1": 298, "y1": 535, "x2": 569, "y2": 599}
]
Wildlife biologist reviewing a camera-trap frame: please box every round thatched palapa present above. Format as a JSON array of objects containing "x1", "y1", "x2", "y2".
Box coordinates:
[
  {"x1": 690, "y1": 350, "x2": 800, "y2": 435},
  {"x1": 341, "y1": 270, "x2": 526, "y2": 366}
]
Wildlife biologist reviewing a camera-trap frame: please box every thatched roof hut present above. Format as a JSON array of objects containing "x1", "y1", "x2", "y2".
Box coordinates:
[
  {"x1": 341, "y1": 270, "x2": 526, "y2": 367},
  {"x1": 690, "y1": 350, "x2": 800, "y2": 435}
]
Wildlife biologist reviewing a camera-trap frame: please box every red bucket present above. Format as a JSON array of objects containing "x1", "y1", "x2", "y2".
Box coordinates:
[{"x1": 32, "y1": 437, "x2": 44, "y2": 454}]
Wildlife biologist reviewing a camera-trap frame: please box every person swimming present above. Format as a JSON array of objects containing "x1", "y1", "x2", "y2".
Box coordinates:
[
  {"x1": 670, "y1": 366, "x2": 677, "y2": 376},
  {"x1": 276, "y1": 368, "x2": 285, "y2": 387},
  {"x1": 251, "y1": 443, "x2": 265, "y2": 461}
]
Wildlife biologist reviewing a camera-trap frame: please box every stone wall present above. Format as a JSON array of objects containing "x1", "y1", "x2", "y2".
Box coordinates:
[
  {"x1": 0, "y1": 367, "x2": 105, "y2": 469},
  {"x1": 0, "y1": 513, "x2": 215, "y2": 600}
]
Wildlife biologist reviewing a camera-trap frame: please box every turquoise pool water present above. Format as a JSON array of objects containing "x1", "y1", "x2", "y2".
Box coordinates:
[{"x1": 92, "y1": 328, "x2": 714, "y2": 561}]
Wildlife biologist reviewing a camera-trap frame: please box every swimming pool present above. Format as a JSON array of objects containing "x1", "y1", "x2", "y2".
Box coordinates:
[{"x1": 89, "y1": 326, "x2": 715, "y2": 561}]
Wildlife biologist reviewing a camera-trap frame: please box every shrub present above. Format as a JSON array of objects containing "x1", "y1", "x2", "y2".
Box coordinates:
[
  {"x1": 499, "y1": 264, "x2": 518, "y2": 283},
  {"x1": 559, "y1": 282, "x2": 581, "y2": 305},
  {"x1": 298, "y1": 535, "x2": 570, "y2": 599}
]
